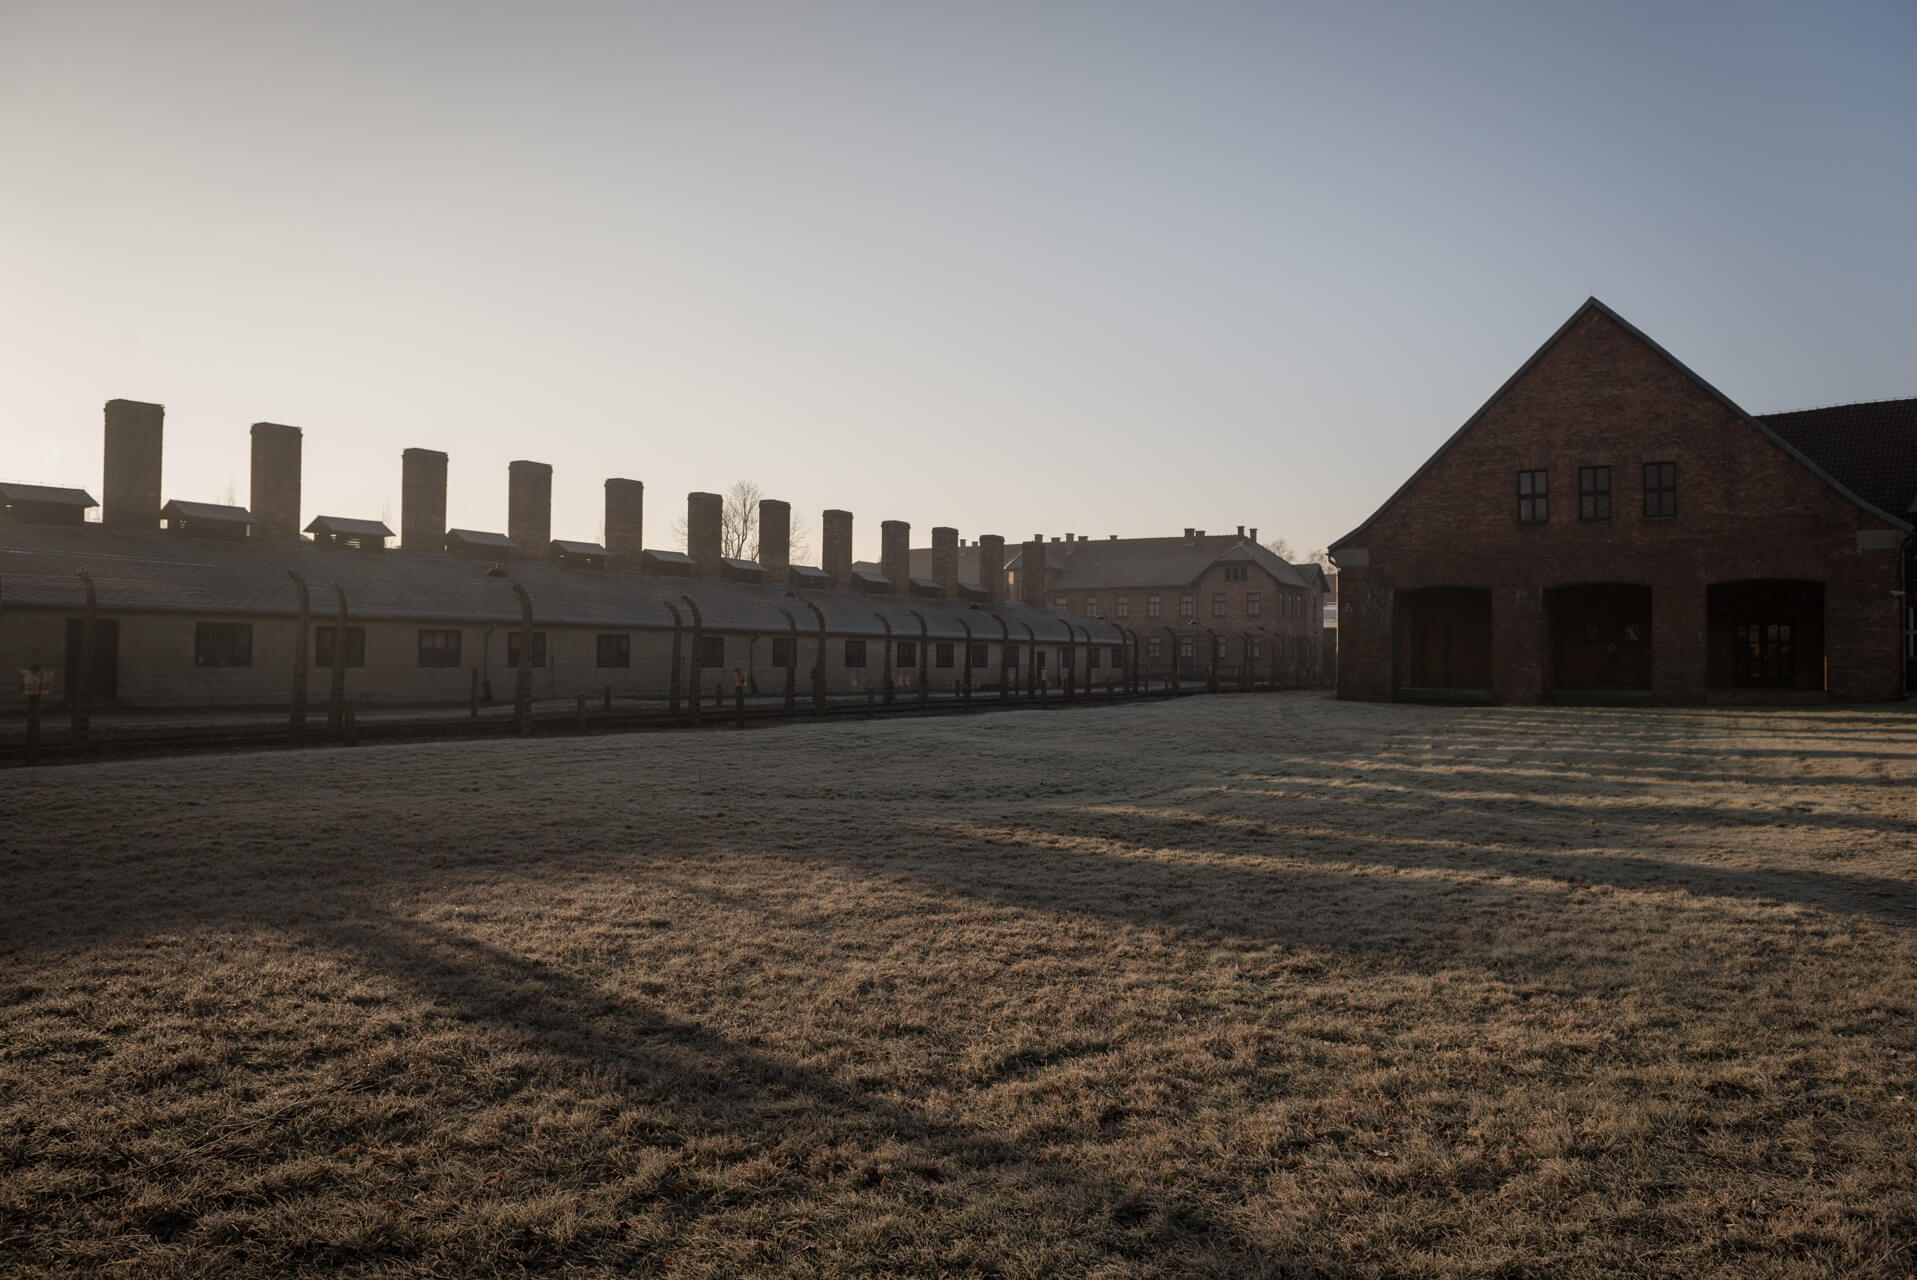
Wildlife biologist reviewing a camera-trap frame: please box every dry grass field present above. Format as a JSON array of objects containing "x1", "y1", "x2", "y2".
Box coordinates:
[{"x1": 2, "y1": 694, "x2": 1914, "y2": 1278}]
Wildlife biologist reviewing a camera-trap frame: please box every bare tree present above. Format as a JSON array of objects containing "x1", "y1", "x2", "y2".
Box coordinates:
[
  {"x1": 672, "y1": 480, "x2": 811, "y2": 563},
  {"x1": 722, "y1": 479, "x2": 762, "y2": 558},
  {"x1": 1263, "y1": 535, "x2": 1295, "y2": 561}
]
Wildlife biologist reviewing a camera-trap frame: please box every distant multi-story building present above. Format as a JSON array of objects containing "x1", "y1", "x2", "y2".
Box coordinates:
[{"x1": 907, "y1": 528, "x2": 1331, "y2": 688}]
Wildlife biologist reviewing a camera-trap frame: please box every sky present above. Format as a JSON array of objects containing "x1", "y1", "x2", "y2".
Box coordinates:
[{"x1": 3, "y1": 1, "x2": 1913, "y2": 562}]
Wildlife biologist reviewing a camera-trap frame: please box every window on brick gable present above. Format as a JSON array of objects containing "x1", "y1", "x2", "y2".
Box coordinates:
[
  {"x1": 1644, "y1": 462, "x2": 1676, "y2": 517},
  {"x1": 1211, "y1": 592, "x2": 1227, "y2": 617},
  {"x1": 1115, "y1": 595, "x2": 1130, "y2": 618},
  {"x1": 1580, "y1": 466, "x2": 1612, "y2": 521},
  {"x1": 1246, "y1": 591, "x2": 1261, "y2": 617},
  {"x1": 1147, "y1": 594, "x2": 1161, "y2": 618},
  {"x1": 1518, "y1": 470, "x2": 1548, "y2": 523}
]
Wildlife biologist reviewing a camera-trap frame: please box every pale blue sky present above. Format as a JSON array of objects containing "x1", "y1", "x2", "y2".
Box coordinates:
[{"x1": 3, "y1": 1, "x2": 1912, "y2": 560}]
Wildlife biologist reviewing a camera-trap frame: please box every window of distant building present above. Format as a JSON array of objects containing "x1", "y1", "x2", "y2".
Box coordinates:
[
  {"x1": 1084, "y1": 596, "x2": 1097, "y2": 617},
  {"x1": 770, "y1": 636, "x2": 794, "y2": 669},
  {"x1": 508, "y1": 631, "x2": 548, "y2": 668},
  {"x1": 1248, "y1": 636, "x2": 1262, "y2": 659},
  {"x1": 1055, "y1": 596, "x2": 1068, "y2": 611},
  {"x1": 896, "y1": 640, "x2": 917, "y2": 668},
  {"x1": 969, "y1": 642, "x2": 989, "y2": 668},
  {"x1": 1003, "y1": 643, "x2": 1019, "y2": 668},
  {"x1": 1518, "y1": 469, "x2": 1548, "y2": 523},
  {"x1": 1580, "y1": 465, "x2": 1611, "y2": 521},
  {"x1": 195, "y1": 621, "x2": 252, "y2": 667},
  {"x1": 1644, "y1": 461, "x2": 1677, "y2": 517},
  {"x1": 1087, "y1": 647, "x2": 1101, "y2": 668},
  {"x1": 596, "y1": 633, "x2": 630, "y2": 668},
  {"x1": 1211, "y1": 593, "x2": 1227, "y2": 617},
  {"x1": 1179, "y1": 637, "x2": 1194, "y2": 659},
  {"x1": 1110, "y1": 646, "x2": 1124, "y2": 666},
  {"x1": 1246, "y1": 592, "x2": 1261, "y2": 617},
  {"x1": 1059, "y1": 647, "x2": 1073, "y2": 669},
  {"x1": 1147, "y1": 636, "x2": 1163, "y2": 660},
  {"x1": 843, "y1": 639, "x2": 866, "y2": 668},
  {"x1": 1115, "y1": 595, "x2": 1130, "y2": 618},
  {"x1": 1147, "y1": 594, "x2": 1161, "y2": 618},
  {"x1": 936, "y1": 642, "x2": 954, "y2": 668},
  {"x1": 1223, "y1": 565, "x2": 1248, "y2": 582},
  {"x1": 417, "y1": 628, "x2": 461, "y2": 668},
  {"x1": 1179, "y1": 593, "x2": 1194, "y2": 618},
  {"x1": 314, "y1": 624, "x2": 364, "y2": 668},
  {"x1": 1214, "y1": 635, "x2": 1227, "y2": 660}
]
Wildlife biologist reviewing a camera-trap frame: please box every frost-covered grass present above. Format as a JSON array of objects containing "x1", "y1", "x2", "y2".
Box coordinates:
[{"x1": 3, "y1": 695, "x2": 1914, "y2": 1277}]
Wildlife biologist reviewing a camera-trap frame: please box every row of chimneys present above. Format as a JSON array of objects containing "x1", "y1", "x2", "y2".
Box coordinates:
[{"x1": 94, "y1": 399, "x2": 1054, "y2": 603}]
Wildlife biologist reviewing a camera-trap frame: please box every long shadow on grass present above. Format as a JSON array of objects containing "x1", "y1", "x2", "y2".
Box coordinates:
[
  {"x1": 902, "y1": 807, "x2": 1917, "y2": 934},
  {"x1": 309, "y1": 905, "x2": 1270, "y2": 1276}
]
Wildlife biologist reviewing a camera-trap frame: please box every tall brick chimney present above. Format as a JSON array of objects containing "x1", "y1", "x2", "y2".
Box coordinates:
[
  {"x1": 102, "y1": 399, "x2": 164, "y2": 529},
  {"x1": 687, "y1": 491, "x2": 723, "y2": 575},
  {"x1": 978, "y1": 534, "x2": 1006, "y2": 603},
  {"x1": 931, "y1": 526, "x2": 959, "y2": 597},
  {"x1": 402, "y1": 448, "x2": 448, "y2": 551},
  {"x1": 605, "y1": 478, "x2": 643, "y2": 565},
  {"x1": 249, "y1": 422, "x2": 301, "y2": 541},
  {"x1": 758, "y1": 498, "x2": 790, "y2": 573},
  {"x1": 881, "y1": 520, "x2": 910, "y2": 594},
  {"x1": 822, "y1": 508, "x2": 853, "y2": 588},
  {"x1": 1020, "y1": 536, "x2": 1048, "y2": 607},
  {"x1": 508, "y1": 460, "x2": 552, "y2": 555}
]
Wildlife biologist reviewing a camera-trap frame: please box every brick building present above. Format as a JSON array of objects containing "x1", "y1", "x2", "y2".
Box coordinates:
[
  {"x1": 903, "y1": 530, "x2": 1329, "y2": 688},
  {"x1": 1330, "y1": 298, "x2": 1912, "y2": 705}
]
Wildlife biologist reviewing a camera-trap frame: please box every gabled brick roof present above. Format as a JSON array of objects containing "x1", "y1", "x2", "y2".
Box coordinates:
[
  {"x1": 1330, "y1": 297, "x2": 1913, "y2": 552},
  {"x1": 1013, "y1": 535, "x2": 1308, "y2": 591},
  {"x1": 1758, "y1": 398, "x2": 1917, "y2": 520}
]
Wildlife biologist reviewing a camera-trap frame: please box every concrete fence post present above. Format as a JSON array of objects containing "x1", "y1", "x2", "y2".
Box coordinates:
[
  {"x1": 663, "y1": 600, "x2": 684, "y2": 716},
  {"x1": 795, "y1": 595, "x2": 828, "y2": 713},
  {"x1": 876, "y1": 614, "x2": 895, "y2": 706},
  {"x1": 329, "y1": 584, "x2": 350, "y2": 733},
  {"x1": 71, "y1": 569, "x2": 95, "y2": 747},
  {"x1": 288, "y1": 570, "x2": 310, "y2": 741},
  {"x1": 510, "y1": 580, "x2": 534, "y2": 735},
  {"x1": 909, "y1": 609, "x2": 930, "y2": 708},
  {"x1": 776, "y1": 607, "x2": 799, "y2": 714},
  {"x1": 680, "y1": 594, "x2": 704, "y2": 727},
  {"x1": 1023, "y1": 622, "x2": 1038, "y2": 701},
  {"x1": 958, "y1": 616, "x2": 974, "y2": 707},
  {"x1": 1164, "y1": 626, "x2": 1181, "y2": 696}
]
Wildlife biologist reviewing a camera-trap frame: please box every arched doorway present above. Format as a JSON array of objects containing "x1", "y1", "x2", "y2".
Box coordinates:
[{"x1": 1394, "y1": 587, "x2": 1492, "y2": 697}]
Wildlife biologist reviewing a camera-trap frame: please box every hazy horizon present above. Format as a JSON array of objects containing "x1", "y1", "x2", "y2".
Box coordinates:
[{"x1": 4, "y1": 1, "x2": 1912, "y2": 561}]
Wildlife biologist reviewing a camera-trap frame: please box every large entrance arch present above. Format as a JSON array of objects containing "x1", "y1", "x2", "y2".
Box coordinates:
[
  {"x1": 1394, "y1": 587, "x2": 1492, "y2": 697},
  {"x1": 1707, "y1": 580, "x2": 1825, "y2": 693},
  {"x1": 1546, "y1": 584, "x2": 1652, "y2": 694}
]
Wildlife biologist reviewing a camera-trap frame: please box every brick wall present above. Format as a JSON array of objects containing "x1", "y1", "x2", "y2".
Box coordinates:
[{"x1": 1334, "y1": 306, "x2": 1905, "y2": 703}]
